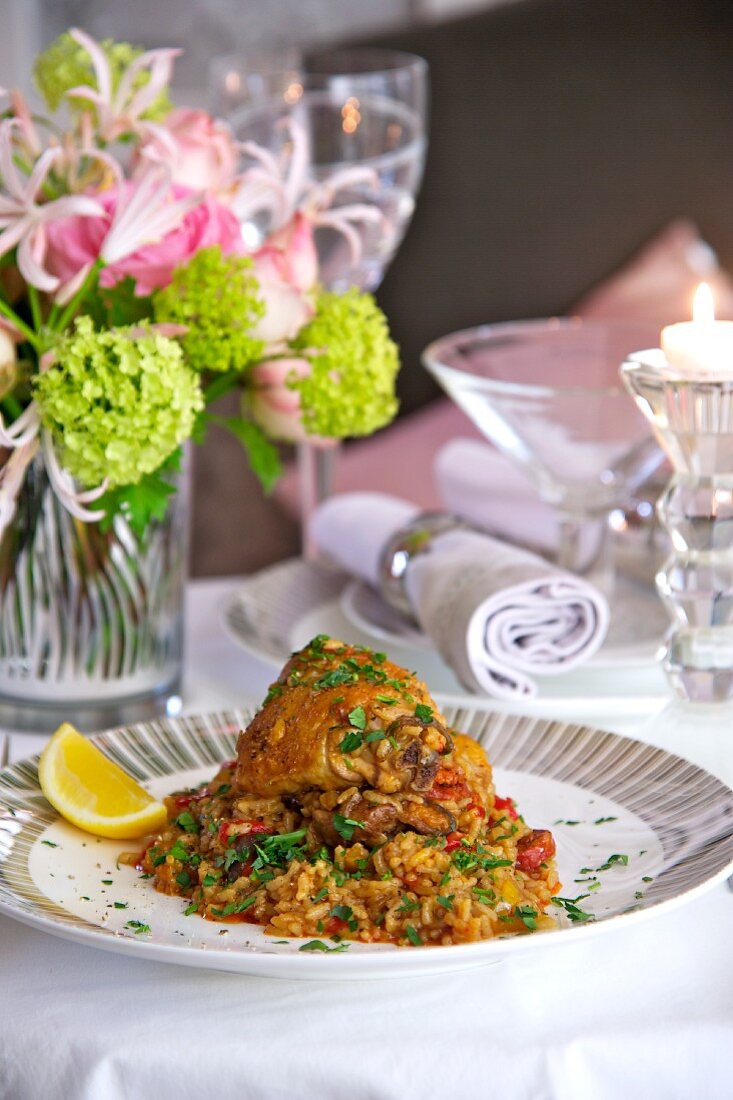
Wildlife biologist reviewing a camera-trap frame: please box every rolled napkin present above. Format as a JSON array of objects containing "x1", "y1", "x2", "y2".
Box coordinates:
[{"x1": 310, "y1": 493, "x2": 610, "y2": 700}]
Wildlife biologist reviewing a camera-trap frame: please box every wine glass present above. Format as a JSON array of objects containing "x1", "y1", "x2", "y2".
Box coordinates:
[
  {"x1": 422, "y1": 319, "x2": 666, "y2": 613},
  {"x1": 229, "y1": 49, "x2": 428, "y2": 549},
  {"x1": 209, "y1": 47, "x2": 303, "y2": 119}
]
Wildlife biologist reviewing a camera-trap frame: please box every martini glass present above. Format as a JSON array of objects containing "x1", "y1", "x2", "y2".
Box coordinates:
[
  {"x1": 422, "y1": 318, "x2": 665, "y2": 600},
  {"x1": 230, "y1": 49, "x2": 428, "y2": 550}
]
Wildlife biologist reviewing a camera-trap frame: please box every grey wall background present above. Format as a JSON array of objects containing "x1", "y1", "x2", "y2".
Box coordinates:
[{"x1": 1, "y1": 0, "x2": 517, "y2": 101}]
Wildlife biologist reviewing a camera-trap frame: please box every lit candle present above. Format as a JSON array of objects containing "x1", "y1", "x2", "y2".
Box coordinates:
[{"x1": 661, "y1": 283, "x2": 733, "y2": 376}]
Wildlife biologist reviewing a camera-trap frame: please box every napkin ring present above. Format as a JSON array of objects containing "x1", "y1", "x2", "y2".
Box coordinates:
[{"x1": 377, "y1": 512, "x2": 474, "y2": 616}]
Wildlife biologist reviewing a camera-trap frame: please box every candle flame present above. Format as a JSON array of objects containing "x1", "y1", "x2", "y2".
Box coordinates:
[{"x1": 693, "y1": 282, "x2": 716, "y2": 323}]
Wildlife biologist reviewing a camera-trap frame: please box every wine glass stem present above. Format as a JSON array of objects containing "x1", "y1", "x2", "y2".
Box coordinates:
[
  {"x1": 297, "y1": 441, "x2": 339, "y2": 560},
  {"x1": 557, "y1": 513, "x2": 614, "y2": 597}
]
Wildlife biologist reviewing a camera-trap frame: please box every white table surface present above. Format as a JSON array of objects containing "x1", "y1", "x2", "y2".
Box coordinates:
[{"x1": 1, "y1": 576, "x2": 732, "y2": 1100}]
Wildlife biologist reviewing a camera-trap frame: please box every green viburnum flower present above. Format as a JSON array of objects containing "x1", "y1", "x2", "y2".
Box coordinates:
[
  {"x1": 289, "y1": 289, "x2": 400, "y2": 438},
  {"x1": 34, "y1": 32, "x2": 172, "y2": 120},
  {"x1": 153, "y1": 248, "x2": 266, "y2": 374},
  {"x1": 34, "y1": 317, "x2": 203, "y2": 489}
]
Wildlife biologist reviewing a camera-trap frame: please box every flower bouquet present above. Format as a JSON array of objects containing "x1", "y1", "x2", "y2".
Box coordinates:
[{"x1": 0, "y1": 30, "x2": 401, "y2": 728}]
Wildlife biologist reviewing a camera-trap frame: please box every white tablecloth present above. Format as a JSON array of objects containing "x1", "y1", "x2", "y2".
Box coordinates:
[{"x1": 1, "y1": 577, "x2": 732, "y2": 1100}]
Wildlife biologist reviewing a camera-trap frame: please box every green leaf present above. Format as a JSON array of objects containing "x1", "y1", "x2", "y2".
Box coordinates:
[
  {"x1": 86, "y1": 276, "x2": 155, "y2": 328},
  {"x1": 298, "y1": 939, "x2": 349, "y2": 953},
  {"x1": 338, "y1": 730, "x2": 363, "y2": 753},
  {"x1": 414, "y1": 703, "x2": 433, "y2": 722},
  {"x1": 332, "y1": 815, "x2": 363, "y2": 842},
  {"x1": 98, "y1": 448, "x2": 181, "y2": 538},
  {"x1": 210, "y1": 415, "x2": 281, "y2": 493},
  {"x1": 405, "y1": 925, "x2": 423, "y2": 946},
  {"x1": 347, "y1": 705, "x2": 367, "y2": 730},
  {"x1": 124, "y1": 920, "x2": 151, "y2": 934},
  {"x1": 175, "y1": 811, "x2": 199, "y2": 835}
]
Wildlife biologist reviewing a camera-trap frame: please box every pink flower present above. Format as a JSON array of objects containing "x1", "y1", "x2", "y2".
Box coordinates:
[
  {"x1": 255, "y1": 212, "x2": 318, "y2": 293},
  {"x1": 137, "y1": 108, "x2": 238, "y2": 195},
  {"x1": 46, "y1": 182, "x2": 244, "y2": 297},
  {"x1": 66, "y1": 28, "x2": 180, "y2": 144},
  {"x1": 0, "y1": 119, "x2": 104, "y2": 292},
  {"x1": 249, "y1": 357, "x2": 331, "y2": 445},
  {"x1": 250, "y1": 213, "x2": 317, "y2": 344}
]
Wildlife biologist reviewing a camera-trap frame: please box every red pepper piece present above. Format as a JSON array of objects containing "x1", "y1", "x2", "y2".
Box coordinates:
[
  {"x1": 444, "y1": 831, "x2": 465, "y2": 853},
  {"x1": 218, "y1": 820, "x2": 271, "y2": 846},
  {"x1": 493, "y1": 795, "x2": 519, "y2": 821},
  {"x1": 515, "y1": 829, "x2": 556, "y2": 873}
]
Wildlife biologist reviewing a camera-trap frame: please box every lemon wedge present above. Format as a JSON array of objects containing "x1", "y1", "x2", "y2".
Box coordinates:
[{"x1": 38, "y1": 722, "x2": 168, "y2": 839}]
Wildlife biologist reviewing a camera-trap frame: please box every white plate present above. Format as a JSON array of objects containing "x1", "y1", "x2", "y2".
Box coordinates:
[
  {"x1": 1, "y1": 707, "x2": 731, "y2": 980},
  {"x1": 222, "y1": 559, "x2": 671, "y2": 708}
]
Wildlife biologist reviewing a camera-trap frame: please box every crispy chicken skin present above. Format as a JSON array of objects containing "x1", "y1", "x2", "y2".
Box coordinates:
[{"x1": 235, "y1": 636, "x2": 452, "y2": 797}]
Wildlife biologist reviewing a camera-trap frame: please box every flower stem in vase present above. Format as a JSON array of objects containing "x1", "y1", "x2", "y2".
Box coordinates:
[{"x1": 297, "y1": 439, "x2": 338, "y2": 560}]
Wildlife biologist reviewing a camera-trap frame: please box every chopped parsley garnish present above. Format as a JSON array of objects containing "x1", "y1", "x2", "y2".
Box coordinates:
[
  {"x1": 298, "y1": 939, "x2": 349, "y2": 953},
  {"x1": 41, "y1": 840, "x2": 59, "y2": 848},
  {"x1": 635, "y1": 891, "x2": 644, "y2": 899},
  {"x1": 414, "y1": 703, "x2": 433, "y2": 722},
  {"x1": 216, "y1": 784, "x2": 231, "y2": 796},
  {"x1": 451, "y1": 844, "x2": 512, "y2": 874},
  {"x1": 473, "y1": 887, "x2": 496, "y2": 905},
  {"x1": 125, "y1": 920, "x2": 151, "y2": 934},
  {"x1": 364, "y1": 730, "x2": 386, "y2": 744},
  {"x1": 348, "y1": 705, "x2": 367, "y2": 730},
  {"x1": 251, "y1": 829, "x2": 307, "y2": 871},
  {"x1": 175, "y1": 811, "x2": 199, "y2": 834},
  {"x1": 587, "y1": 880, "x2": 602, "y2": 891},
  {"x1": 396, "y1": 896, "x2": 420, "y2": 915},
  {"x1": 554, "y1": 819, "x2": 580, "y2": 826},
  {"x1": 330, "y1": 904, "x2": 358, "y2": 932},
  {"x1": 202, "y1": 872, "x2": 220, "y2": 888},
  {"x1": 101, "y1": 879, "x2": 113, "y2": 885},
  {"x1": 332, "y1": 815, "x2": 363, "y2": 842},
  {"x1": 176, "y1": 871, "x2": 192, "y2": 888},
  {"x1": 516, "y1": 905, "x2": 538, "y2": 930},
  {"x1": 551, "y1": 896, "x2": 595, "y2": 923},
  {"x1": 212, "y1": 894, "x2": 258, "y2": 917},
  {"x1": 596, "y1": 853, "x2": 629, "y2": 871},
  {"x1": 437, "y1": 895, "x2": 454, "y2": 911},
  {"x1": 223, "y1": 848, "x2": 241, "y2": 873},
  {"x1": 375, "y1": 695, "x2": 397, "y2": 705},
  {"x1": 594, "y1": 816, "x2": 618, "y2": 825},
  {"x1": 311, "y1": 887, "x2": 329, "y2": 903},
  {"x1": 262, "y1": 683, "x2": 283, "y2": 706},
  {"x1": 339, "y1": 730, "x2": 363, "y2": 753},
  {"x1": 406, "y1": 925, "x2": 423, "y2": 946},
  {"x1": 168, "y1": 840, "x2": 191, "y2": 863},
  {"x1": 314, "y1": 666, "x2": 358, "y2": 691},
  {"x1": 183, "y1": 901, "x2": 198, "y2": 916},
  {"x1": 642, "y1": 876, "x2": 653, "y2": 882},
  {"x1": 113, "y1": 901, "x2": 128, "y2": 909}
]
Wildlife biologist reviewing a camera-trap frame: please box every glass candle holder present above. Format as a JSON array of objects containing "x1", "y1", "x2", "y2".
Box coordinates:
[{"x1": 621, "y1": 349, "x2": 733, "y2": 702}]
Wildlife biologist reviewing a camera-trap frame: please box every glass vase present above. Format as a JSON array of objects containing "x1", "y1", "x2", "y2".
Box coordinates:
[
  {"x1": 0, "y1": 452, "x2": 188, "y2": 732},
  {"x1": 622, "y1": 350, "x2": 733, "y2": 702}
]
